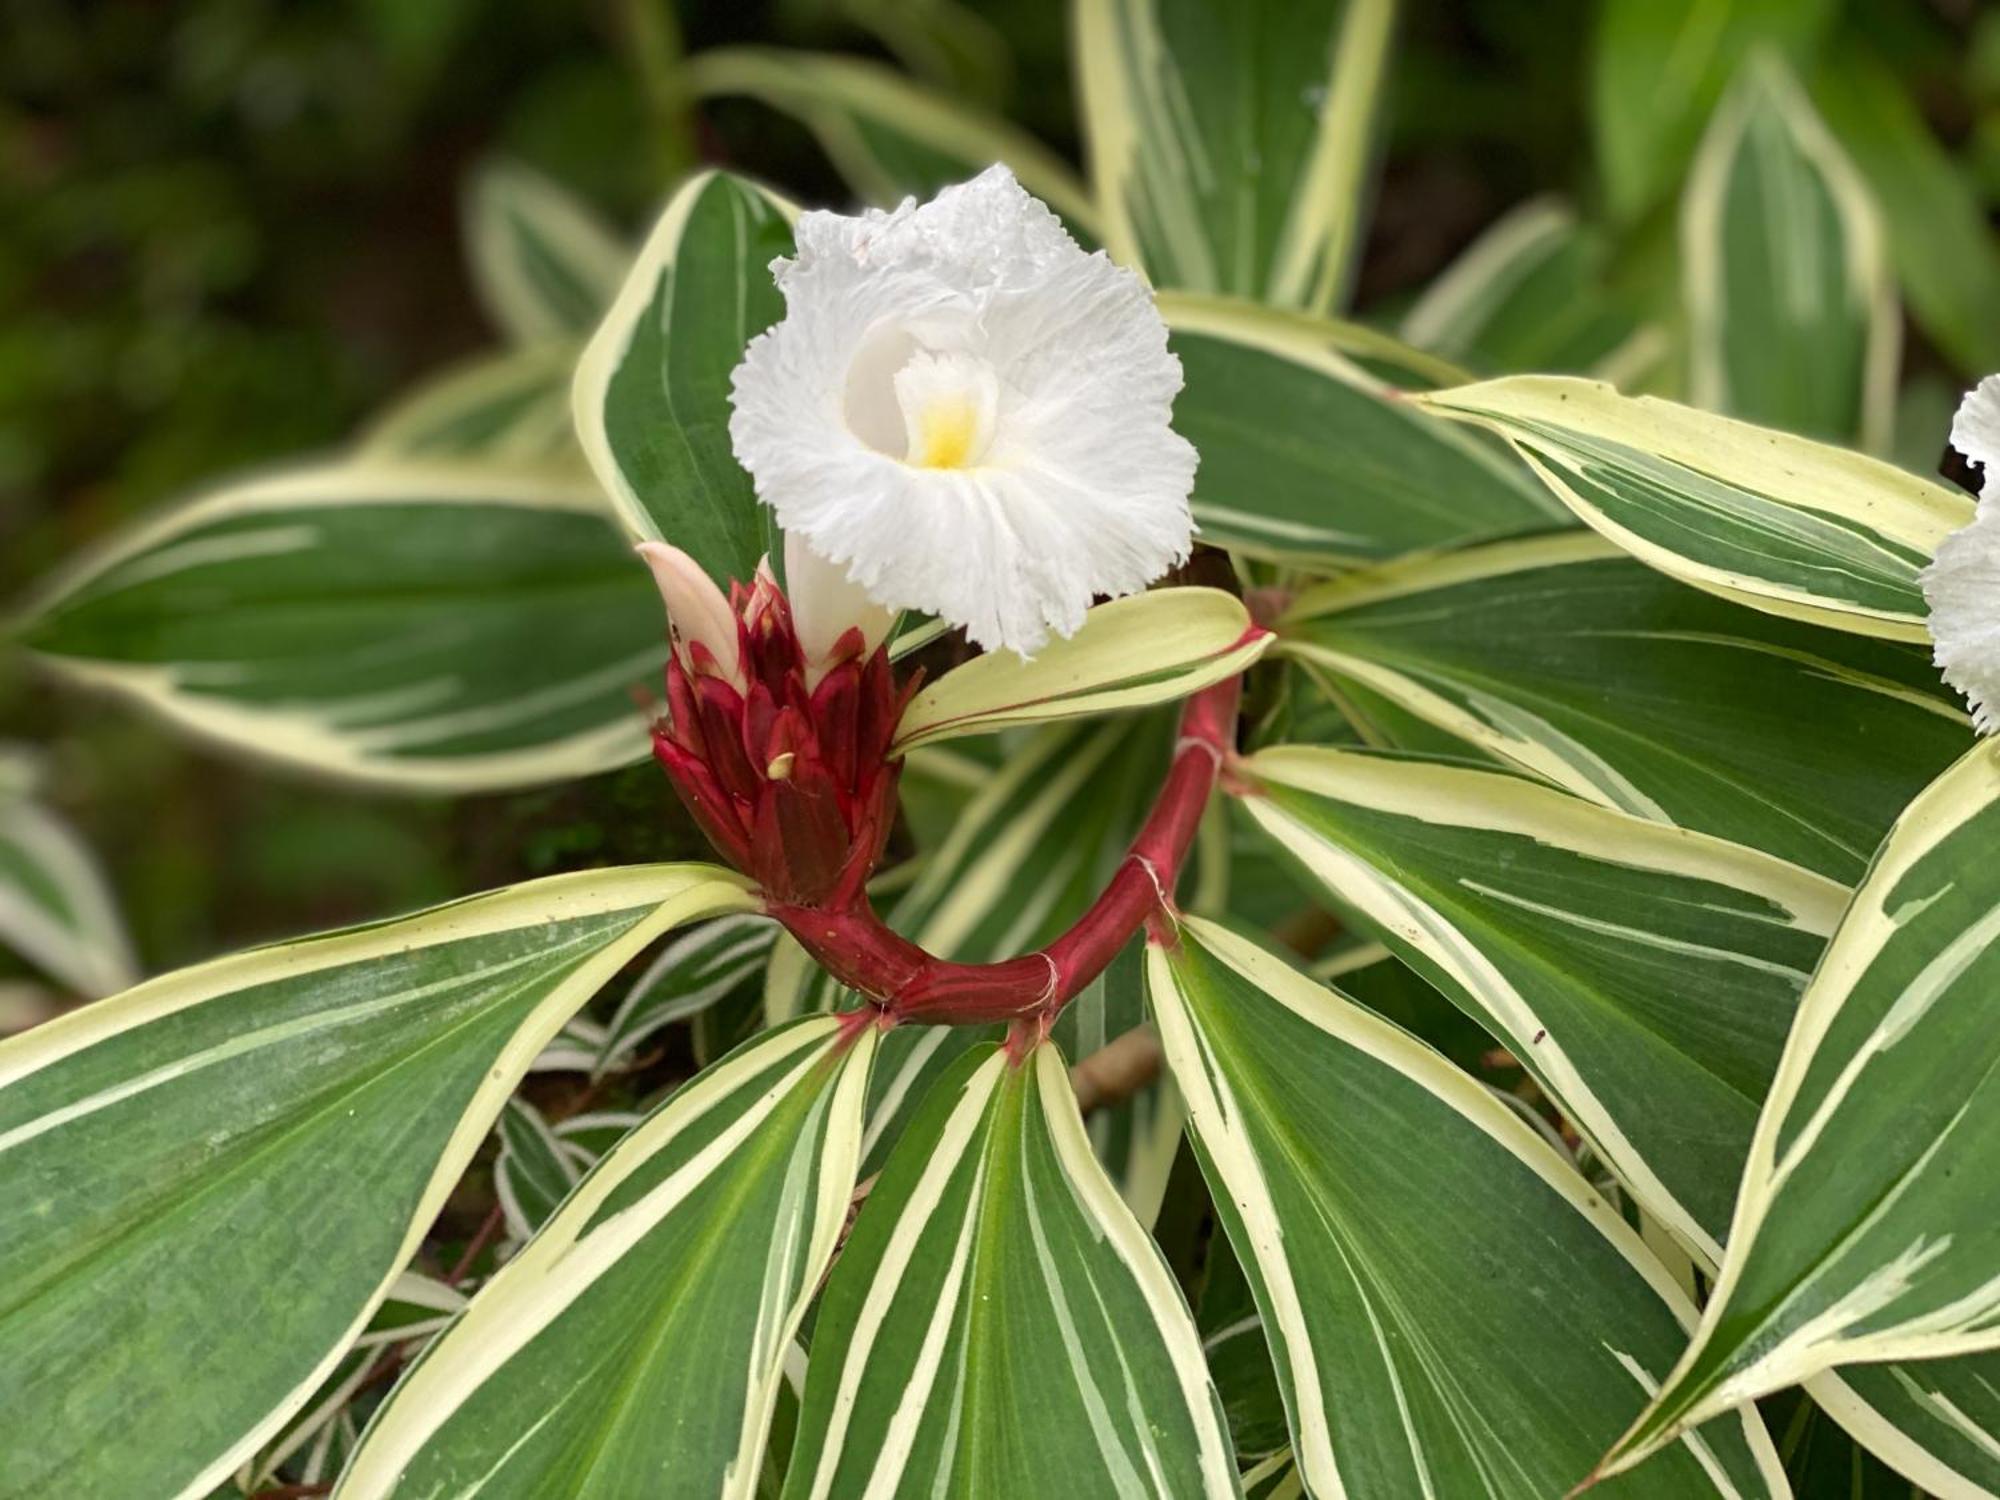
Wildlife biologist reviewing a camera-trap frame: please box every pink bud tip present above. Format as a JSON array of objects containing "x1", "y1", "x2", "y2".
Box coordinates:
[{"x1": 637, "y1": 542, "x2": 742, "y2": 685}]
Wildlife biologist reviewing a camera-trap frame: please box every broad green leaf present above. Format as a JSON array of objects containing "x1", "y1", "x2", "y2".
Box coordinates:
[
  {"x1": 892, "y1": 587, "x2": 1269, "y2": 751},
  {"x1": 1277, "y1": 532, "x2": 1971, "y2": 880},
  {"x1": 1417, "y1": 376, "x2": 1972, "y2": 642},
  {"x1": 361, "y1": 346, "x2": 583, "y2": 467},
  {"x1": 338, "y1": 1016, "x2": 873, "y2": 1500},
  {"x1": 573, "y1": 170, "x2": 795, "y2": 586},
  {"x1": 1076, "y1": 0, "x2": 1396, "y2": 312},
  {"x1": 1159, "y1": 295, "x2": 1561, "y2": 565},
  {"x1": 1146, "y1": 917, "x2": 1788, "y2": 1498},
  {"x1": 1590, "y1": 0, "x2": 1836, "y2": 223},
  {"x1": 1814, "y1": 47, "x2": 2000, "y2": 378},
  {"x1": 1810, "y1": 1354, "x2": 2000, "y2": 1498},
  {"x1": 1399, "y1": 197, "x2": 1657, "y2": 379},
  {"x1": 1238, "y1": 743, "x2": 1844, "y2": 1265},
  {"x1": 783, "y1": 1042, "x2": 1238, "y2": 1498},
  {"x1": 464, "y1": 159, "x2": 629, "y2": 346},
  {"x1": 594, "y1": 912, "x2": 775, "y2": 1075},
  {"x1": 684, "y1": 46, "x2": 1098, "y2": 231},
  {"x1": 0, "y1": 789, "x2": 136, "y2": 999},
  {"x1": 1683, "y1": 56, "x2": 1896, "y2": 448},
  {"x1": 0, "y1": 863, "x2": 754, "y2": 1500},
  {"x1": 21, "y1": 463, "x2": 665, "y2": 792},
  {"x1": 1598, "y1": 741, "x2": 2000, "y2": 1476}
]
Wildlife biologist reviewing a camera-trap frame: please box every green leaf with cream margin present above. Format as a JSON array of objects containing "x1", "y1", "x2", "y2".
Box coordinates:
[
  {"x1": 0, "y1": 862, "x2": 754, "y2": 1500},
  {"x1": 464, "y1": 159, "x2": 629, "y2": 347},
  {"x1": 1237, "y1": 744, "x2": 1847, "y2": 1267},
  {"x1": 1076, "y1": 0, "x2": 1396, "y2": 312},
  {"x1": 337, "y1": 1015, "x2": 873, "y2": 1499},
  {"x1": 685, "y1": 46, "x2": 1098, "y2": 231},
  {"x1": 1681, "y1": 55, "x2": 1897, "y2": 450},
  {"x1": 0, "y1": 784, "x2": 138, "y2": 999},
  {"x1": 1415, "y1": 376, "x2": 1971, "y2": 643},
  {"x1": 361, "y1": 345, "x2": 584, "y2": 469},
  {"x1": 1809, "y1": 1352, "x2": 2000, "y2": 1499},
  {"x1": 892, "y1": 587, "x2": 1270, "y2": 752},
  {"x1": 19, "y1": 462, "x2": 667, "y2": 792},
  {"x1": 782, "y1": 1042, "x2": 1237, "y2": 1498},
  {"x1": 1160, "y1": 294, "x2": 1563, "y2": 565},
  {"x1": 1145, "y1": 917, "x2": 1790, "y2": 1498},
  {"x1": 1275, "y1": 532, "x2": 1970, "y2": 882},
  {"x1": 573, "y1": 170, "x2": 795, "y2": 589},
  {"x1": 1596, "y1": 740, "x2": 2000, "y2": 1481}
]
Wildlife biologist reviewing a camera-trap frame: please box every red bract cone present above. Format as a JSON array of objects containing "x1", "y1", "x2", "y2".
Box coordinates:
[{"x1": 648, "y1": 560, "x2": 918, "y2": 909}]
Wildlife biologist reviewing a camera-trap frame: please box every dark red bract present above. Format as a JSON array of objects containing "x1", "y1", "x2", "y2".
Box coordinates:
[{"x1": 650, "y1": 574, "x2": 920, "y2": 909}]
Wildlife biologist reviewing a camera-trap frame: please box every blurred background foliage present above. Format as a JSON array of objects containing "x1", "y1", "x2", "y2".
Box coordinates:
[{"x1": 2, "y1": 0, "x2": 1996, "y2": 981}]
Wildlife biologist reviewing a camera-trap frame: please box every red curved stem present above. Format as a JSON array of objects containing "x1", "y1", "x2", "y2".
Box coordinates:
[{"x1": 768, "y1": 674, "x2": 1241, "y2": 1026}]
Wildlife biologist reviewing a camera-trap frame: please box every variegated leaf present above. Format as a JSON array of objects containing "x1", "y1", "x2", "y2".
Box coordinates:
[
  {"x1": 1277, "y1": 532, "x2": 1970, "y2": 881},
  {"x1": 361, "y1": 346, "x2": 582, "y2": 468},
  {"x1": 593, "y1": 913, "x2": 776, "y2": 1076},
  {"x1": 0, "y1": 788, "x2": 137, "y2": 999},
  {"x1": 1238, "y1": 743, "x2": 1845, "y2": 1267},
  {"x1": 464, "y1": 159, "x2": 628, "y2": 346},
  {"x1": 573, "y1": 170, "x2": 795, "y2": 587},
  {"x1": 1416, "y1": 377, "x2": 1971, "y2": 642},
  {"x1": 0, "y1": 864, "x2": 753, "y2": 1499},
  {"x1": 1076, "y1": 0, "x2": 1396, "y2": 311},
  {"x1": 893, "y1": 588, "x2": 1269, "y2": 751},
  {"x1": 1598, "y1": 741, "x2": 2000, "y2": 1477},
  {"x1": 685, "y1": 46, "x2": 1097, "y2": 230},
  {"x1": 338, "y1": 1016, "x2": 874, "y2": 1499},
  {"x1": 1148, "y1": 917, "x2": 1790, "y2": 1498},
  {"x1": 1810, "y1": 1354, "x2": 2000, "y2": 1498},
  {"x1": 1683, "y1": 55, "x2": 1896, "y2": 448},
  {"x1": 782, "y1": 1042, "x2": 1237, "y2": 1498},
  {"x1": 21, "y1": 463, "x2": 665, "y2": 792},
  {"x1": 1159, "y1": 295, "x2": 1561, "y2": 565}
]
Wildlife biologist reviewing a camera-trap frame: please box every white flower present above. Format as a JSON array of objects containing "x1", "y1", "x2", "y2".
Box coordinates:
[
  {"x1": 728, "y1": 164, "x2": 1197, "y2": 656},
  {"x1": 1923, "y1": 374, "x2": 2000, "y2": 733}
]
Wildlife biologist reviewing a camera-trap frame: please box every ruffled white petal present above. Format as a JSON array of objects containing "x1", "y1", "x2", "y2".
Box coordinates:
[
  {"x1": 729, "y1": 164, "x2": 1196, "y2": 655},
  {"x1": 1949, "y1": 374, "x2": 2000, "y2": 499}
]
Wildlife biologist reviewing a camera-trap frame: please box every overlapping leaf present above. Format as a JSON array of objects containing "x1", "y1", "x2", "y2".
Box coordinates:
[
  {"x1": 21, "y1": 463, "x2": 666, "y2": 791},
  {"x1": 0, "y1": 863, "x2": 753, "y2": 1499},
  {"x1": 1146, "y1": 917, "x2": 1789, "y2": 1498},
  {"x1": 1238, "y1": 743, "x2": 1845, "y2": 1264},
  {"x1": 685, "y1": 47, "x2": 1097, "y2": 230},
  {"x1": 338, "y1": 1016, "x2": 873, "y2": 1499},
  {"x1": 361, "y1": 346, "x2": 582, "y2": 467},
  {"x1": 782, "y1": 1042, "x2": 1237, "y2": 1498},
  {"x1": 1075, "y1": 0, "x2": 1393, "y2": 311},
  {"x1": 1811, "y1": 1353, "x2": 2000, "y2": 1498},
  {"x1": 1416, "y1": 377, "x2": 1972, "y2": 642},
  {"x1": 1277, "y1": 532, "x2": 1971, "y2": 880},
  {"x1": 1159, "y1": 296, "x2": 1561, "y2": 564},
  {"x1": 893, "y1": 588, "x2": 1268, "y2": 751},
  {"x1": 573, "y1": 170, "x2": 795, "y2": 585},
  {"x1": 1600, "y1": 741, "x2": 2000, "y2": 1477},
  {"x1": 1683, "y1": 57, "x2": 1895, "y2": 447}
]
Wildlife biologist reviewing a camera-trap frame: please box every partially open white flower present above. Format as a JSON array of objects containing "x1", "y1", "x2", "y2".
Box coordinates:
[
  {"x1": 1922, "y1": 374, "x2": 2000, "y2": 732},
  {"x1": 729, "y1": 164, "x2": 1197, "y2": 655}
]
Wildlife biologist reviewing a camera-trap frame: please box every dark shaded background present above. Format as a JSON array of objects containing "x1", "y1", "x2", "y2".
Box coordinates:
[{"x1": 2, "y1": 0, "x2": 1993, "y2": 975}]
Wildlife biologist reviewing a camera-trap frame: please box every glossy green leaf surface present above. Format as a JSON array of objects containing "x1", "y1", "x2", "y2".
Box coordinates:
[
  {"x1": 1682, "y1": 57, "x2": 1894, "y2": 447},
  {"x1": 1161, "y1": 298, "x2": 1560, "y2": 565},
  {"x1": 1601, "y1": 742, "x2": 2000, "y2": 1475},
  {"x1": 0, "y1": 864, "x2": 754, "y2": 1500},
  {"x1": 1418, "y1": 377, "x2": 1972, "y2": 642},
  {"x1": 1076, "y1": 0, "x2": 1394, "y2": 311},
  {"x1": 783, "y1": 1042, "x2": 1237, "y2": 1498},
  {"x1": 574, "y1": 170, "x2": 794, "y2": 586},
  {"x1": 22, "y1": 463, "x2": 666, "y2": 792},
  {"x1": 1278, "y1": 532, "x2": 1970, "y2": 880},
  {"x1": 1147, "y1": 918, "x2": 1788, "y2": 1498},
  {"x1": 339, "y1": 1016, "x2": 873, "y2": 1500},
  {"x1": 1238, "y1": 743, "x2": 1843, "y2": 1265}
]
